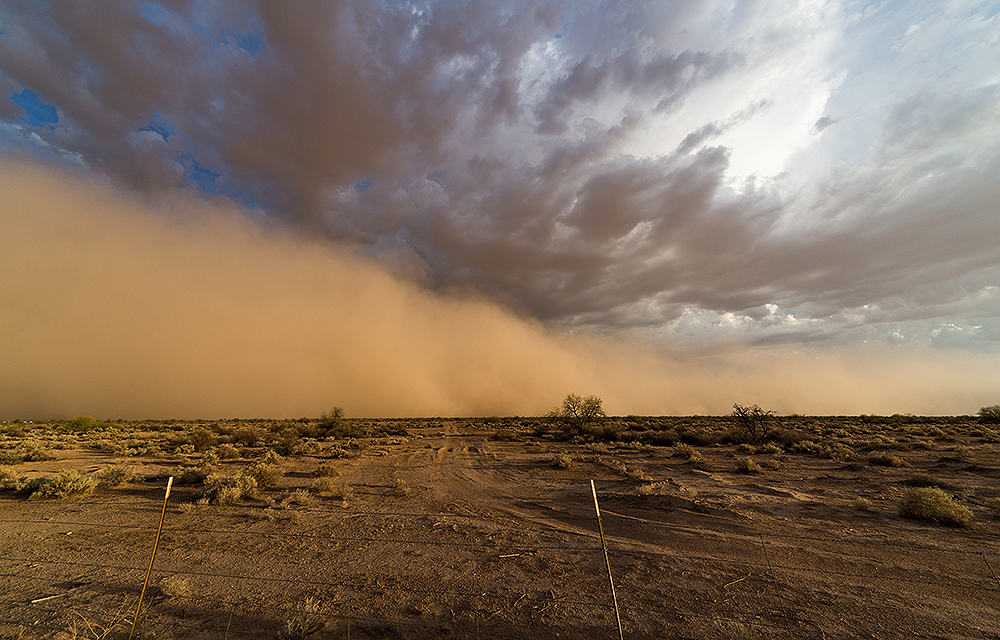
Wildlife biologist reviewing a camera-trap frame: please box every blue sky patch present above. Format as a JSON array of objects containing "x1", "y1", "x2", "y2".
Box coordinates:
[
  {"x1": 354, "y1": 176, "x2": 374, "y2": 194},
  {"x1": 9, "y1": 89, "x2": 58, "y2": 127},
  {"x1": 140, "y1": 114, "x2": 172, "y2": 141},
  {"x1": 231, "y1": 31, "x2": 265, "y2": 55},
  {"x1": 178, "y1": 152, "x2": 220, "y2": 194}
]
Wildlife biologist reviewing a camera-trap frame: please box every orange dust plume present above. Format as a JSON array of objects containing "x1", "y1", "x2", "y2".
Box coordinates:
[{"x1": 2, "y1": 157, "x2": 999, "y2": 419}]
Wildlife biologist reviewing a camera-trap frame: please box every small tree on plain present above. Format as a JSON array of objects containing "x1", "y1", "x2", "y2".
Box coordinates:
[
  {"x1": 977, "y1": 405, "x2": 1000, "y2": 424},
  {"x1": 731, "y1": 403, "x2": 775, "y2": 444},
  {"x1": 557, "y1": 393, "x2": 606, "y2": 433}
]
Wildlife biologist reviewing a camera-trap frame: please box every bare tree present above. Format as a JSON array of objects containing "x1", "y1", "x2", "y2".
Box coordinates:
[{"x1": 731, "y1": 403, "x2": 775, "y2": 444}]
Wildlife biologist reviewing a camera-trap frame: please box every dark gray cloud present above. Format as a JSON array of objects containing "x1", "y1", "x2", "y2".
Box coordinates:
[{"x1": 1, "y1": 0, "x2": 999, "y2": 353}]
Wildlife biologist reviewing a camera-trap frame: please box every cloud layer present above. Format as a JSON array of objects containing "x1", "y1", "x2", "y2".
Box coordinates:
[
  {"x1": 1, "y1": 2, "x2": 999, "y2": 417},
  {"x1": 2, "y1": 158, "x2": 999, "y2": 419}
]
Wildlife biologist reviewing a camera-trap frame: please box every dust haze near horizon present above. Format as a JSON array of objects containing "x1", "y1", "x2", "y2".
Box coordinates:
[{"x1": 3, "y1": 159, "x2": 999, "y2": 420}]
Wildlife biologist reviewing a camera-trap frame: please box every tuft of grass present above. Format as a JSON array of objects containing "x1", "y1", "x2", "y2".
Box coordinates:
[
  {"x1": 673, "y1": 443, "x2": 703, "y2": 462},
  {"x1": 310, "y1": 464, "x2": 340, "y2": 478},
  {"x1": 550, "y1": 452, "x2": 574, "y2": 469},
  {"x1": 869, "y1": 452, "x2": 910, "y2": 468},
  {"x1": 279, "y1": 597, "x2": 324, "y2": 639},
  {"x1": 28, "y1": 471, "x2": 98, "y2": 500},
  {"x1": 898, "y1": 487, "x2": 973, "y2": 527},
  {"x1": 852, "y1": 497, "x2": 874, "y2": 511},
  {"x1": 159, "y1": 575, "x2": 191, "y2": 601},
  {"x1": 94, "y1": 464, "x2": 136, "y2": 487}
]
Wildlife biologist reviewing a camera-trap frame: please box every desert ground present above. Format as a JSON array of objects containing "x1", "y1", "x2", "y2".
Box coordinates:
[{"x1": 1, "y1": 413, "x2": 999, "y2": 639}]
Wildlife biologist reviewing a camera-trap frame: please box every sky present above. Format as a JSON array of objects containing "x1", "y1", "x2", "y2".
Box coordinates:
[{"x1": 1, "y1": 1, "x2": 999, "y2": 418}]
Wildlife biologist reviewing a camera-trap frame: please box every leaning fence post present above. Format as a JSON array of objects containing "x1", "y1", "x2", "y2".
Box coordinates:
[
  {"x1": 590, "y1": 479, "x2": 624, "y2": 640},
  {"x1": 129, "y1": 476, "x2": 173, "y2": 640}
]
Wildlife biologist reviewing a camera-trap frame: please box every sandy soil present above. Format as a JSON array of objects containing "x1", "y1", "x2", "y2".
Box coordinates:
[{"x1": 1, "y1": 416, "x2": 999, "y2": 639}]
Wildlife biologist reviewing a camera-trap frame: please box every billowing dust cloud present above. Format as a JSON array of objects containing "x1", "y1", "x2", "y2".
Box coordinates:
[{"x1": 2, "y1": 158, "x2": 998, "y2": 419}]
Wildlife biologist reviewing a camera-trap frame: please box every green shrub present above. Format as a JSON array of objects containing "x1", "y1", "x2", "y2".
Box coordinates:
[
  {"x1": 898, "y1": 487, "x2": 972, "y2": 527},
  {"x1": 552, "y1": 394, "x2": 606, "y2": 434},
  {"x1": 28, "y1": 471, "x2": 98, "y2": 500},
  {"x1": 67, "y1": 416, "x2": 118, "y2": 432}
]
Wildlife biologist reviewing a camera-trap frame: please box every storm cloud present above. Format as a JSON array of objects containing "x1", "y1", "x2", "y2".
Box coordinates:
[{"x1": 1, "y1": 1, "x2": 999, "y2": 416}]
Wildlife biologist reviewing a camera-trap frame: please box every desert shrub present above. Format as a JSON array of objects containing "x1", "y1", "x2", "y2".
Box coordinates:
[
  {"x1": 170, "y1": 459, "x2": 216, "y2": 485},
  {"x1": 981, "y1": 430, "x2": 1000, "y2": 443},
  {"x1": 736, "y1": 443, "x2": 756, "y2": 454},
  {"x1": 550, "y1": 452, "x2": 574, "y2": 469},
  {"x1": 173, "y1": 443, "x2": 196, "y2": 456},
  {"x1": 852, "y1": 497, "x2": 874, "y2": 511},
  {"x1": 730, "y1": 403, "x2": 775, "y2": 444},
  {"x1": 492, "y1": 427, "x2": 521, "y2": 441},
  {"x1": 311, "y1": 464, "x2": 340, "y2": 478},
  {"x1": 758, "y1": 442, "x2": 783, "y2": 454},
  {"x1": 94, "y1": 464, "x2": 136, "y2": 487},
  {"x1": 159, "y1": 575, "x2": 191, "y2": 600},
  {"x1": 977, "y1": 405, "x2": 1000, "y2": 424},
  {"x1": 822, "y1": 442, "x2": 857, "y2": 462},
  {"x1": 734, "y1": 456, "x2": 762, "y2": 474},
  {"x1": 28, "y1": 471, "x2": 98, "y2": 500},
  {"x1": 260, "y1": 449, "x2": 283, "y2": 464},
  {"x1": 678, "y1": 428, "x2": 721, "y2": 446},
  {"x1": 0, "y1": 465, "x2": 18, "y2": 489},
  {"x1": 791, "y1": 440, "x2": 823, "y2": 455},
  {"x1": 898, "y1": 487, "x2": 972, "y2": 527},
  {"x1": 201, "y1": 473, "x2": 258, "y2": 505},
  {"x1": 309, "y1": 476, "x2": 340, "y2": 494},
  {"x1": 673, "y1": 442, "x2": 703, "y2": 462},
  {"x1": 869, "y1": 452, "x2": 910, "y2": 468},
  {"x1": 67, "y1": 416, "x2": 118, "y2": 432},
  {"x1": 188, "y1": 427, "x2": 217, "y2": 452},
  {"x1": 949, "y1": 444, "x2": 972, "y2": 461},
  {"x1": 904, "y1": 473, "x2": 944, "y2": 488},
  {"x1": 318, "y1": 406, "x2": 345, "y2": 430},
  {"x1": 641, "y1": 429, "x2": 679, "y2": 446},
  {"x1": 217, "y1": 443, "x2": 241, "y2": 459},
  {"x1": 200, "y1": 449, "x2": 221, "y2": 467},
  {"x1": 232, "y1": 426, "x2": 266, "y2": 447},
  {"x1": 0, "y1": 440, "x2": 56, "y2": 464},
  {"x1": 246, "y1": 461, "x2": 281, "y2": 488},
  {"x1": 282, "y1": 488, "x2": 315, "y2": 506}
]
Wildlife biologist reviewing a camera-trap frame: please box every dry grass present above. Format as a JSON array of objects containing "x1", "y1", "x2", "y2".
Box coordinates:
[
  {"x1": 94, "y1": 464, "x2": 136, "y2": 487},
  {"x1": 28, "y1": 471, "x2": 98, "y2": 500},
  {"x1": 898, "y1": 487, "x2": 973, "y2": 527}
]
